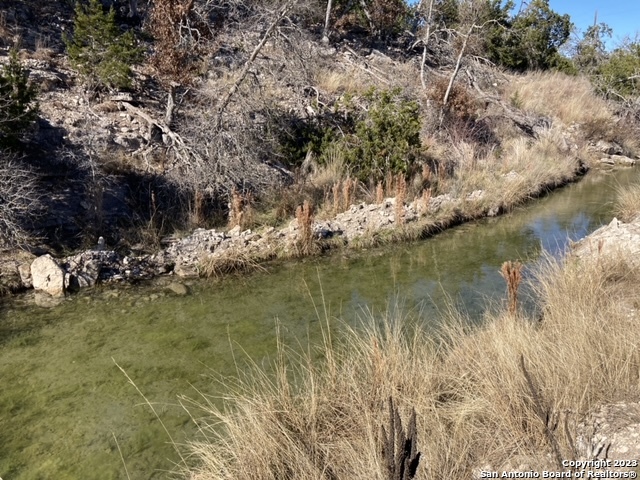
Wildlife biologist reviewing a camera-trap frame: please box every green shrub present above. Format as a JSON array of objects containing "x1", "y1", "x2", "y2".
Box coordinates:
[
  {"x1": 64, "y1": 0, "x2": 142, "y2": 90},
  {"x1": 0, "y1": 50, "x2": 39, "y2": 145},
  {"x1": 594, "y1": 43, "x2": 640, "y2": 101},
  {"x1": 278, "y1": 89, "x2": 423, "y2": 183},
  {"x1": 340, "y1": 88, "x2": 423, "y2": 182}
]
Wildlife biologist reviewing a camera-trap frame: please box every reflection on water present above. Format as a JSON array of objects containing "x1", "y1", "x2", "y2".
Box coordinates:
[{"x1": 0, "y1": 168, "x2": 638, "y2": 479}]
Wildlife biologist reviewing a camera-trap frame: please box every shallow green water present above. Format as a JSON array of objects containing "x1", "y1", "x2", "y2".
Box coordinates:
[{"x1": 1, "y1": 168, "x2": 639, "y2": 479}]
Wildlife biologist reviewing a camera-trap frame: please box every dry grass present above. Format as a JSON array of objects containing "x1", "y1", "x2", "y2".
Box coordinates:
[
  {"x1": 314, "y1": 66, "x2": 377, "y2": 95},
  {"x1": 394, "y1": 175, "x2": 406, "y2": 226},
  {"x1": 309, "y1": 146, "x2": 346, "y2": 191},
  {"x1": 614, "y1": 183, "x2": 640, "y2": 222},
  {"x1": 198, "y1": 248, "x2": 267, "y2": 279},
  {"x1": 504, "y1": 71, "x2": 612, "y2": 126},
  {"x1": 445, "y1": 127, "x2": 579, "y2": 212},
  {"x1": 184, "y1": 250, "x2": 640, "y2": 479}
]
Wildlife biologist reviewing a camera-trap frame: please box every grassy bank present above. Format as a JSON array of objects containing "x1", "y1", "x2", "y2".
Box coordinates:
[
  {"x1": 184, "y1": 201, "x2": 640, "y2": 478},
  {"x1": 196, "y1": 68, "x2": 640, "y2": 279}
]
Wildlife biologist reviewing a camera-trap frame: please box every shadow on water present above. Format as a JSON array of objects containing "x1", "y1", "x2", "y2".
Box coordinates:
[{"x1": 0, "y1": 167, "x2": 638, "y2": 479}]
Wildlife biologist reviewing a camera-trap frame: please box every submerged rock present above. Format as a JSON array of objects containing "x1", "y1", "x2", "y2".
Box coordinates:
[
  {"x1": 167, "y1": 282, "x2": 189, "y2": 296},
  {"x1": 34, "y1": 291, "x2": 64, "y2": 308}
]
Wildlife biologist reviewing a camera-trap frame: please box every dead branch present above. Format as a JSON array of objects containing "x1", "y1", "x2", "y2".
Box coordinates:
[
  {"x1": 442, "y1": 20, "x2": 501, "y2": 109},
  {"x1": 121, "y1": 101, "x2": 206, "y2": 172},
  {"x1": 215, "y1": 0, "x2": 296, "y2": 129},
  {"x1": 381, "y1": 397, "x2": 421, "y2": 480},
  {"x1": 419, "y1": 0, "x2": 434, "y2": 90}
]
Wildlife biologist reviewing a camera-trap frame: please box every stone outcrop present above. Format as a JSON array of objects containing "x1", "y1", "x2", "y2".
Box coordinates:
[
  {"x1": 598, "y1": 155, "x2": 637, "y2": 166},
  {"x1": 576, "y1": 402, "x2": 640, "y2": 464},
  {"x1": 571, "y1": 217, "x2": 640, "y2": 268},
  {"x1": 31, "y1": 254, "x2": 65, "y2": 297}
]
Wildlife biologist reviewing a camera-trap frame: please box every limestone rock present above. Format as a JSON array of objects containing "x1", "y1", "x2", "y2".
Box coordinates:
[
  {"x1": 571, "y1": 217, "x2": 640, "y2": 269},
  {"x1": 31, "y1": 254, "x2": 65, "y2": 297},
  {"x1": 576, "y1": 402, "x2": 640, "y2": 465}
]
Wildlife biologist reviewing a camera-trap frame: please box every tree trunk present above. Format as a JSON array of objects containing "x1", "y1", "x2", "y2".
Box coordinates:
[
  {"x1": 419, "y1": 0, "x2": 434, "y2": 90},
  {"x1": 358, "y1": 0, "x2": 376, "y2": 36},
  {"x1": 164, "y1": 83, "x2": 176, "y2": 127},
  {"x1": 322, "y1": 0, "x2": 333, "y2": 42},
  {"x1": 443, "y1": 23, "x2": 475, "y2": 107}
]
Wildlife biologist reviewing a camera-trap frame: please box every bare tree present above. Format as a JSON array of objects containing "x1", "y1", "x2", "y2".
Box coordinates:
[{"x1": 0, "y1": 150, "x2": 40, "y2": 246}]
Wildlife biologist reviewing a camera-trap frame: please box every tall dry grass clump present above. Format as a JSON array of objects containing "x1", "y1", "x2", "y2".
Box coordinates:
[
  {"x1": 185, "y1": 248, "x2": 640, "y2": 479},
  {"x1": 198, "y1": 248, "x2": 266, "y2": 279},
  {"x1": 504, "y1": 72, "x2": 612, "y2": 126},
  {"x1": 614, "y1": 183, "x2": 640, "y2": 222}
]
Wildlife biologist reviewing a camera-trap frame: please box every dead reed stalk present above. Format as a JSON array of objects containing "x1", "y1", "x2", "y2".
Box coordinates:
[
  {"x1": 419, "y1": 188, "x2": 432, "y2": 216},
  {"x1": 421, "y1": 164, "x2": 432, "y2": 184},
  {"x1": 376, "y1": 181, "x2": 384, "y2": 204},
  {"x1": 500, "y1": 260, "x2": 523, "y2": 316},
  {"x1": 295, "y1": 199, "x2": 315, "y2": 256},
  {"x1": 228, "y1": 188, "x2": 244, "y2": 229},
  {"x1": 395, "y1": 175, "x2": 406, "y2": 226},
  {"x1": 343, "y1": 176, "x2": 356, "y2": 211},
  {"x1": 332, "y1": 181, "x2": 341, "y2": 213},
  {"x1": 190, "y1": 188, "x2": 205, "y2": 226}
]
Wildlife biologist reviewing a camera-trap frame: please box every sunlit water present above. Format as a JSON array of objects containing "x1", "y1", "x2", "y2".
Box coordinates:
[{"x1": 1, "y1": 168, "x2": 638, "y2": 479}]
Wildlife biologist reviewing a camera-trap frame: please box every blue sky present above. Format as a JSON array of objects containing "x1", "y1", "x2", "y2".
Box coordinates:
[
  {"x1": 548, "y1": 0, "x2": 640, "y2": 45},
  {"x1": 407, "y1": 1, "x2": 639, "y2": 48}
]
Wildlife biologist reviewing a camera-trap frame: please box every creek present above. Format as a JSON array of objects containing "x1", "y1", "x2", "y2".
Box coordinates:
[{"x1": 1, "y1": 167, "x2": 639, "y2": 479}]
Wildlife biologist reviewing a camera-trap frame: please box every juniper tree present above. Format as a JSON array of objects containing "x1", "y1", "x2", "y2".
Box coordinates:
[
  {"x1": 65, "y1": 0, "x2": 142, "y2": 91},
  {"x1": 0, "y1": 50, "x2": 38, "y2": 146}
]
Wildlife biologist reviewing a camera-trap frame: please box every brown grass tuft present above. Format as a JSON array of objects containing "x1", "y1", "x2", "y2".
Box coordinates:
[
  {"x1": 198, "y1": 248, "x2": 267, "y2": 279},
  {"x1": 503, "y1": 72, "x2": 611, "y2": 127},
  {"x1": 500, "y1": 260, "x2": 523, "y2": 316},
  {"x1": 394, "y1": 175, "x2": 406, "y2": 226},
  {"x1": 295, "y1": 200, "x2": 316, "y2": 256}
]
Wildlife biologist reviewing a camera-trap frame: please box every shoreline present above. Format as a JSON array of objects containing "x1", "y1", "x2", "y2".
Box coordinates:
[{"x1": 2, "y1": 158, "x2": 597, "y2": 299}]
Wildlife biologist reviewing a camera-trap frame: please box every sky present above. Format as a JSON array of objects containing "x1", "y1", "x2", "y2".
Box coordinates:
[
  {"x1": 407, "y1": 1, "x2": 640, "y2": 49},
  {"x1": 548, "y1": 0, "x2": 640, "y2": 46}
]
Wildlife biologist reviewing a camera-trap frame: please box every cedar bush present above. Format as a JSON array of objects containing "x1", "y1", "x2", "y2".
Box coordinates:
[
  {"x1": 64, "y1": 0, "x2": 142, "y2": 90},
  {"x1": 341, "y1": 88, "x2": 422, "y2": 182},
  {"x1": 0, "y1": 50, "x2": 38, "y2": 146},
  {"x1": 279, "y1": 88, "x2": 423, "y2": 183}
]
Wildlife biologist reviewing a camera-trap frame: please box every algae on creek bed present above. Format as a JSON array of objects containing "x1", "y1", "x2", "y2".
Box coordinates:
[{"x1": 0, "y1": 167, "x2": 638, "y2": 479}]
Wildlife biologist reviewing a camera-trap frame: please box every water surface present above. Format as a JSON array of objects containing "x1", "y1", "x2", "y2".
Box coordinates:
[{"x1": 1, "y1": 168, "x2": 638, "y2": 479}]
